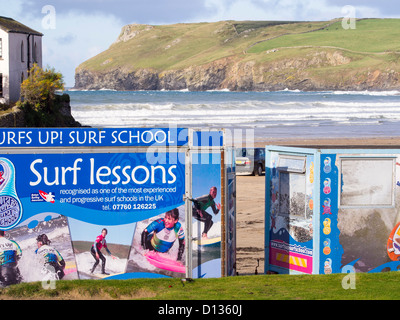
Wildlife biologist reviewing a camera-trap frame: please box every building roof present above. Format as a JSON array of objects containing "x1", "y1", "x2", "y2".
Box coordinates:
[{"x1": 0, "y1": 16, "x2": 43, "y2": 36}]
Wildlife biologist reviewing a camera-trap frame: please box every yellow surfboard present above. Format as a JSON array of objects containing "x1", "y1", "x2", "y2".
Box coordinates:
[{"x1": 196, "y1": 236, "x2": 221, "y2": 247}]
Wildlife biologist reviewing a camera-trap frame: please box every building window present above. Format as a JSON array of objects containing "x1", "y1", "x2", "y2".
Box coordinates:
[
  {"x1": 21, "y1": 72, "x2": 24, "y2": 84},
  {"x1": 33, "y1": 42, "x2": 37, "y2": 63},
  {"x1": 339, "y1": 157, "x2": 395, "y2": 207},
  {"x1": 277, "y1": 155, "x2": 307, "y2": 218},
  {"x1": 278, "y1": 171, "x2": 307, "y2": 218},
  {"x1": 0, "y1": 39, "x2": 2, "y2": 58},
  {"x1": 21, "y1": 41, "x2": 24, "y2": 62},
  {"x1": 0, "y1": 74, "x2": 3, "y2": 98}
]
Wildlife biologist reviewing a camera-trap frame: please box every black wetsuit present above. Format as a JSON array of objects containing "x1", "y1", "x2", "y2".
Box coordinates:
[
  {"x1": 90, "y1": 234, "x2": 111, "y2": 274},
  {"x1": 0, "y1": 237, "x2": 22, "y2": 286},
  {"x1": 192, "y1": 194, "x2": 220, "y2": 235}
]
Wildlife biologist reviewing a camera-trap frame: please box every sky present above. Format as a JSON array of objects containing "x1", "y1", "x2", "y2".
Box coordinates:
[{"x1": 2, "y1": 0, "x2": 400, "y2": 87}]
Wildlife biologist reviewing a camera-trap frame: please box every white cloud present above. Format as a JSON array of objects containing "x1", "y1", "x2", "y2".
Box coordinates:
[
  {"x1": 201, "y1": 0, "x2": 383, "y2": 22},
  {"x1": 1, "y1": 3, "x2": 123, "y2": 87},
  {"x1": 39, "y1": 11, "x2": 123, "y2": 87},
  {"x1": 0, "y1": 0, "x2": 25, "y2": 18}
]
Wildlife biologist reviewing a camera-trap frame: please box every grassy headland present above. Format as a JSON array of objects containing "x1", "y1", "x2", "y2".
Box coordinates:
[
  {"x1": 78, "y1": 20, "x2": 332, "y2": 72},
  {"x1": 75, "y1": 18, "x2": 400, "y2": 91},
  {"x1": 248, "y1": 19, "x2": 400, "y2": 54}
]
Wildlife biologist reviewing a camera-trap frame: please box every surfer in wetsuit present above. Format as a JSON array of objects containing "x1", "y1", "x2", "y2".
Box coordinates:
[
  {"x1": 191, "y1": 186, "x2": 221, "y2": 239},
  {"x1": 90, "y1": 228, "x2": 115, "y2": 275},
  {"x1": 36, "y1": 234, "x2": 65, "y2": 280},
  {"x1": 0, "y1": 231, "x2": 22, "y2": 286},
  {"x1": 141, "y1": 208, "x2": 185, "y2": 261}
]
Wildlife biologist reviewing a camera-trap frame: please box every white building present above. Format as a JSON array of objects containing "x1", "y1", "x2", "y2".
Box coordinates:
[{"x1": 0, "y1": 17, "x2": 43, "y2": 104}]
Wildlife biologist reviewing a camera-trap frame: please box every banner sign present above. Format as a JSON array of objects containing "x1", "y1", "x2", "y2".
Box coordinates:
[
  {"x1": 0, "y1": 128, "x2": 233, "y2": 285},
  {"x1": 0, "y1": 152, "x2": 185, "y2": 229},
  {"x1": 0, "y1": 128, "x2": 226, "y2": 148},
  {"x1": 0, "y1": 128, "x2": 189, "y2": 148},
  {"x1": 267, "y1": 151, "x2": 314, "y2": 274}
]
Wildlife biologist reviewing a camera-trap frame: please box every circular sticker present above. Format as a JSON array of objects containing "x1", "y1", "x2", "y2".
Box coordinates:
[
  {"x1": 0, "y1": 195, "x2": 22, "y2": 230},
  {"x1": 323, "y1": 227, "x2": 331, "y2": 235},
  {"x1": 323, "y1": 157, "x2": 332, "y2": 174}
]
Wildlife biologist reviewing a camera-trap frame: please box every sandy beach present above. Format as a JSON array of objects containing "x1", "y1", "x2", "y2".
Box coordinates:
[
  {"x1": 236, "y1": 175, "x2": 265, "y2": 275},
  {"x1": 235, "y1": 137, "x2": 400, "y2": 275}
]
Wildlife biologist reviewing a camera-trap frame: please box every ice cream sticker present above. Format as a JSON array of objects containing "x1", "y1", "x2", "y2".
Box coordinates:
[
  {"x1": 323, "y1": 157, "x2": 332, "y2": 173},
  {"x1": 323, "y1": 178, "x2": 331, "y2": 194}
]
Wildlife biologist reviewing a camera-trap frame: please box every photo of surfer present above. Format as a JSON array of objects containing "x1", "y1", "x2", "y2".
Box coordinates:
[
  {"x1": 68, "y1": 219, "x2": 132, "y2": 280},
  {"x1": 0, "y1": 230, "x2": 22, "y2": 286},
  {"x1": 191, "y1": 152, "x2": 222, "y2": 278},
  {"x1": 2, "y1": 214, "x2": 78, "y2": 283},
  {"x1": 126, "y1": 205, "x2": 186, "y2": 277},
  {"x1": 35, "y1": 233, "x2": 66, "y2": 280},
  {"x1": 90, "y1": 228, "x2": 117, "y2": 275},
  {"x1": 141, "y1": 208, "x2": 185, "y2": 260},
  {"x1": 191, "y1": 186, "x2": 221, "y2": 239}
]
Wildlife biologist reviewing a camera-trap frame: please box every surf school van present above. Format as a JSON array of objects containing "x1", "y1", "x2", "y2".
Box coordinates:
[{"x1": 265, "y1": 146, "x2": 400, "y2": 275}]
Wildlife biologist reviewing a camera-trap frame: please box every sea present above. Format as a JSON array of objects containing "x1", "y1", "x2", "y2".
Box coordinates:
[{"x1": 66, "y1": 89, "x2": 400, "y2": 142}]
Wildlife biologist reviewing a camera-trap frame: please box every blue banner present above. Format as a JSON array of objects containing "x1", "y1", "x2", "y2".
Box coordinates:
[
  {"x1": 0, "y1": 128, "x2": 229, "y2": 284},
  {"x1": 319, "y1": 154, "x2": 343, "y2": 274},
  {"x1": 0, "y1": 128, "x2": 189, "y2": 147},
  {"x1": 0, "y1": 152, "x2": 185, "y2": 229}
]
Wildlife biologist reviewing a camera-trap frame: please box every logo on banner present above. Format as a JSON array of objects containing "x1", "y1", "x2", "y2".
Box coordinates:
[
  {"x1": 31, "y1": 190, "x2": 55, "y2": 203},
  {"x1": 0, "y1": 158, "x2": 23, "y2": 230}
]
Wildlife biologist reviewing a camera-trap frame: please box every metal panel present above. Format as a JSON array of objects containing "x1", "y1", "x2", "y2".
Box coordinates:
[{"x1": 339, "y1": 157, "x2": 396, "y2": 208}]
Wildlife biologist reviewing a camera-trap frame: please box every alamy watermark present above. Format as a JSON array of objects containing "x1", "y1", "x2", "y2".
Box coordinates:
[
  {"x1": 41, "y1": 5, "x2": 56, "y2": 30},
  {"x1": 342, "y1": 5, "x2": 356, "y2": 30},
  {"x1": 41, "y1": 264, "x2": 58, "y2": 290},
  {"x1": 341, "y1": 265, "x2": 356, "y2": 290},
  {"x1": 145, "y1": 125, "x2": 255, "y2": 166}
]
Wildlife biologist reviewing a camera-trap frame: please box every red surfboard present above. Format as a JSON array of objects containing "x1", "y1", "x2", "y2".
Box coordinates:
[{"x1": 145, "y1": 251, "x2": 185, "y2": 273}]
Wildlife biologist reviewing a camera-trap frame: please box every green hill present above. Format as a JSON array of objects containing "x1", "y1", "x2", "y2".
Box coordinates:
[
  {"x1": 77, "y1": 20, "x2": 319, "y2": 72},
  {"x1": 75, "y1": 19, "x2": 400, "y2": 91},
  {"x1": 249, "y1": 19, "x2": 400, "y2": 53}
]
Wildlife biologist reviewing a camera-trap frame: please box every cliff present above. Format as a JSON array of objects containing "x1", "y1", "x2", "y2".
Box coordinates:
[
  {"x1": 0, "y1": 105, "x2": 25, "y2": 127},
  {"x1": 75, "y1": 19, "x2": 400, "y2": 91}
]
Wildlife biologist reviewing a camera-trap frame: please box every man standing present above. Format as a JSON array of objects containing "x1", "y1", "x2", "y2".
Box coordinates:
[{"x1": 90, "y1": 228, "x2": 115, "y2": 275}]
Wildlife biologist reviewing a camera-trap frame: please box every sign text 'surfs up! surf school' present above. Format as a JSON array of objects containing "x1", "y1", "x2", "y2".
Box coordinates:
[
  {"x1": 0, "y1": 128, "x2": 236, "y2": 285},
  {"x1": 265, "y1": 145, "x2": 400, "y2": 275}
]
